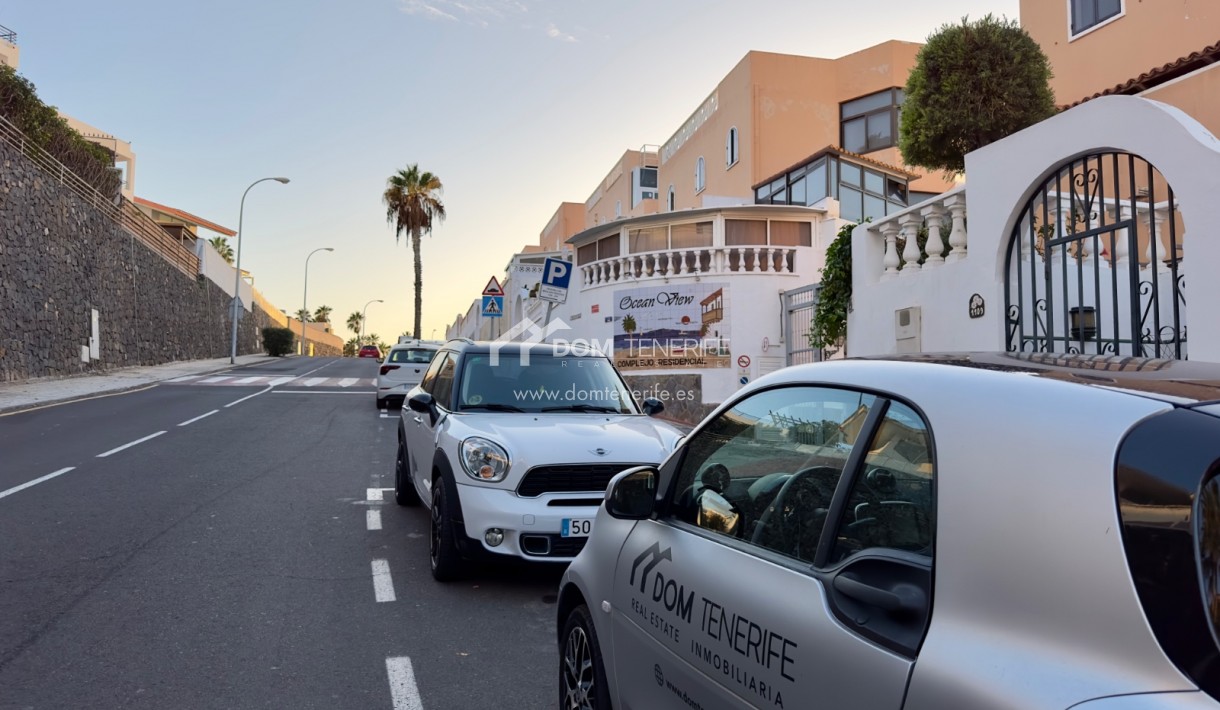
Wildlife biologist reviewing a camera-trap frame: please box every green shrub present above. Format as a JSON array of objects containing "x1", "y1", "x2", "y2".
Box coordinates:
[
  {"x1": 0, "y1": 65, "x2": 122, "y2": 198},
  {"x1": 262, "y1": 327, "x2": 295, "y2": 357},
  {"x1": 900, "y1": 14, "x2": 1056, "y2": 175},
  {"x1": 808, "y1": 221, "x2": 857, "y2": 352}
]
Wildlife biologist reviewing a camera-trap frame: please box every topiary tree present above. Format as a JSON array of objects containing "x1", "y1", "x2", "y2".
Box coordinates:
[
  {"x1": 262, "y1": 327, "x2": 295, "y2": 357},
  {"x1": 900, "y1": 14, "x2": 1056, "y2": 175}
]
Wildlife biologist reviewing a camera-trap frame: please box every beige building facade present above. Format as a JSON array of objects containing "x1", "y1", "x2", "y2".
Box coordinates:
[
  {"x1": 583, "y1": 148, "x2": 660, "y2": 228},
  {"x1": 656, "y1": 42, "x2": 955, "y2": 216}
]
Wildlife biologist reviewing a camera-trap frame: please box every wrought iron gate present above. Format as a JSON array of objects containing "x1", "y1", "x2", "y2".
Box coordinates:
[
  {"x1": 783, "y1": 284, "x2": 823, "y2": 365},
  {"x1": 1004, "y1": 151, "x2": 1187, "y2": 359}
]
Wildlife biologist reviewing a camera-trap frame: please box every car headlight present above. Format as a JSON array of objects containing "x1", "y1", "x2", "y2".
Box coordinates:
[{"x1": 460, "y1": 437, "x2": 510, "y2": 482}]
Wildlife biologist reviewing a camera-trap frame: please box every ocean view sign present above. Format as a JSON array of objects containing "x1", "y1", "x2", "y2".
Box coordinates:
[{"x1": 613, "y1": 283, "x2": 731, "y2": 370}]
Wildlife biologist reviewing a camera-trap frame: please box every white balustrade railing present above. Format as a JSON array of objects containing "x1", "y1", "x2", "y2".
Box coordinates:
[
  {"x1": 870, "y1": 186, "x2": 968, "y2": 280},
  {"x1": 579, "y1": 245, "x2": 799, "y2": 287}
]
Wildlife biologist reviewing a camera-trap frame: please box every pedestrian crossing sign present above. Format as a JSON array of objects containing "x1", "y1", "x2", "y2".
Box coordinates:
[{"x1": 482, "y1": 295, "x2": 503, "y2": 318}]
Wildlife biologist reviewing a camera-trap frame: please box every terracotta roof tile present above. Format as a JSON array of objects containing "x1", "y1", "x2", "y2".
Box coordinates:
[
  {"x1": 133, "y1": 196, "x2": 236, "y2": 237},
  {"x1": 1063, "y1": 41, "x2": 1220, "y2": 109}
]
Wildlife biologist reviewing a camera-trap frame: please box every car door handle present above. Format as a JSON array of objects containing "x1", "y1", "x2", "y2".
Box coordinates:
[
  {"x1": 833, "y1": 575, "x2": 924, "y2": 615},
  {"x1": 412, "y1": 416, "x2": 423, "y2": 424}
]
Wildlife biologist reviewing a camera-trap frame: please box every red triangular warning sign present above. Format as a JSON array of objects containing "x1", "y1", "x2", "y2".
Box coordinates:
[{"x1": 482, "y1": 276, "x2": 504, "y2": 296}]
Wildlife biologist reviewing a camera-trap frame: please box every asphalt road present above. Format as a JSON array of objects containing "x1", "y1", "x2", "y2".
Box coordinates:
[{"x1": 0, "y1": 356, "x2": 562, "y2": 710}]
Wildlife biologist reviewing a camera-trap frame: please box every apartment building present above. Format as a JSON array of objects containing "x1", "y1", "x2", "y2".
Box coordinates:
[
  {"x1": 1021, "y1": 0, "x2": 1220, "y2": 130},
  {"x1": 583, "y1": 147, "x2": 662, "y2": 228},
  {"x1": 657, "y1": 42, "x2": 954, "y2": 216}
]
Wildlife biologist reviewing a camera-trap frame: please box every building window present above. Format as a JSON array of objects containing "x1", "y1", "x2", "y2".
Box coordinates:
[
  {"x1": 1070, "y1": 0, "x2": 1122, "y2": 36},
  {"x1": 615, "y1": 200, "x2": 622, "y2": 219},
  {"x1": 726, "y1": 127, "x2": 739, "y2": 168},
  {"x1": 666, "y1": 185, "x2": 675, "y2": 212},
  {"x1": 840, "y1": 88, "x2": 903, "y2": 154},
  {"x1": 753, "y1": 151, "x2": 909, "y2": 222},
  {"x1": 695, "y1": 156, "x2": 706, "y2": 194}
]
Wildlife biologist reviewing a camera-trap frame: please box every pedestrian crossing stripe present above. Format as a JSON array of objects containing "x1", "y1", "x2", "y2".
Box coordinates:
[{"x1": 164, "y1": 376, "x2": 375, "y2": 387}]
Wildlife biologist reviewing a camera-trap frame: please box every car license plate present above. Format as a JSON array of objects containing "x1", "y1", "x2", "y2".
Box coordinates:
[{"x1": 561, "y1": 518, "x2": 593, "y2": 537}]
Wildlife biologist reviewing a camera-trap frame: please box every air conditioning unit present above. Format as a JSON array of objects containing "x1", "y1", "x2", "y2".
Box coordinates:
[{"x1": 895, "y1": 307, "x2": 921, "y2": 353}]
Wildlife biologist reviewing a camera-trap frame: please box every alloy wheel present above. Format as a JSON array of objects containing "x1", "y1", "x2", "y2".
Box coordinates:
[{"x1": 561, "y1": 625, "x2": 595, "y2": 710}]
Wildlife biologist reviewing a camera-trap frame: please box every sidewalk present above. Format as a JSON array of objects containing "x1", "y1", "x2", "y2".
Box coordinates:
[{"x1": 0, "y1": 354, "x2": 280, "y2": 415}]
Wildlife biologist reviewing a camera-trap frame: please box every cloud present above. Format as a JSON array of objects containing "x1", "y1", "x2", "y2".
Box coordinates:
[
  {"x1": 398, "y1": 0, "x2": 529, "y2": 26},
  {"x1": 545, "y1": 22, "x2": 577, "y2": 42}
]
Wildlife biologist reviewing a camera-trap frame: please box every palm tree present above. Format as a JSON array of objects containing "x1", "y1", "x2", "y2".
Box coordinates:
[
  {"x1": 383, "y1": 164, "x2": 446, "y2": 340},
  {"x1": 209, "y1": 236, "x2": 234, "y2": 264},
  {"x1": 313, "y1": 305, "x2": 333, "y2": 323},
  {"x1": 294, "y1": 308, "x2": 312, "y2": 323},
  {"x1": 347, "y1": 312, "x2": 364, "y2": 341}
]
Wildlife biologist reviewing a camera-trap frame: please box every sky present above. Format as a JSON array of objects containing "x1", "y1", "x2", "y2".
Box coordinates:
[{"x1": 4, "y1": 0, "x2": 1020, "y2": 343}]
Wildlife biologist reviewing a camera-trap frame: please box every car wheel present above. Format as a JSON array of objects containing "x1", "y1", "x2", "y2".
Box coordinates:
[
  {"x1": 376, "y1": 396, "x2": 385, "y2": 409},
  {"x1": 430, "y1": 480, "x2": 463, "y2": 582},
  {"x1": 394, "y1": 438, "x2": 421, "y2": 507},
  {"x1": 559, "y1": 604, "x2": 611, "y2": 710}
]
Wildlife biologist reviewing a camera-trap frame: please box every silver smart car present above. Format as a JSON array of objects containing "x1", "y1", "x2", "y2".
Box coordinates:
[{"x1": 557, "y1": 353, "x2": 1220, "y2": 709}]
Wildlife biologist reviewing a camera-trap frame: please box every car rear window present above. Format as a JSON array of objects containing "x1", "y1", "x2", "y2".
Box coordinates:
[
  {"x1": 1116, "y1": 408, "x2": 1220, "y2": 701},
  {"x1": 389, "y1": 348, "x2": 436, "y2": 364},
  {"x1": 1202, "y1": 471, "x2": 1220, "y2": 650}
]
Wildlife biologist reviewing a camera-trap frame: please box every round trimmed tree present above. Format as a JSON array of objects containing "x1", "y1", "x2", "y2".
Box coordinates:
[{"x1": 900, "y1": 14, "x2": 1057, "y2": 175}]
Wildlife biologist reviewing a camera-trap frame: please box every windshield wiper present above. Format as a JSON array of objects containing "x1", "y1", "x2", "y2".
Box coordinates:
[
  {"x1": 460, "y1": 403, "x2": 525, "y2": 412},
  {"x1": 541, "y1": 404, "x2": 622, "y2": 413}
]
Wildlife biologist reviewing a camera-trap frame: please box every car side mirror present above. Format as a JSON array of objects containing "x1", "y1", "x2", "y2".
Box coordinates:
[
  {"x1": 407, "y1": 392, "x2": 435, "y2": 414},
  {"x1": 606, "y1": 466, "x2": 658, "y2": 519},
  {"x1": 641, "y1": 397, "x2": 665, "y2": 417}
]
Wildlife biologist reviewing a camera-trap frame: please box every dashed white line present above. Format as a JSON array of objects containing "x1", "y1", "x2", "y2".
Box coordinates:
[
  {"x1": 0, "y1": 467, "x2": 75, "y2": 501},
  {"x1": 224, "y1": 386, "x2": 272, "y2": 408},
  {"x1": 386, "y1": 657, "x2": 424, "y2": 710},
  {"x1": 371, "y1": 559, "x2": 396, "y2": 602},
  {"x1": 367, "y1": 509, "x2": 383, "y2": 530},
  {"x1": 303, "y1": 377, "x2": 328, "y2": 387},
  {"x1": 268, "y1": 376, "x2": 297, "y2": 386},
  {"x1": 97, "y1": 431, "x2": 166, "y2": 458},
  {"x1": 178, "y1": 409, "x2": 219, "y2": 427},
  {"x1": 367, "y1": 488, "x2": 384, "y2": 502},
  {"x1": 339, "y1": 377, "x2": 359, "y2": 388}
]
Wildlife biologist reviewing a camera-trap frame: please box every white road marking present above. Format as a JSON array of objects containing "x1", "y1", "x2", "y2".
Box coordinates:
[
  {"x1": 268, "y1": 376, "x2": 297, "y2": 386},
  {"x1": 178, "y1": 410, "x2": 219, "y2": 427},
  {"x1": 168, "y1": 376, "x2": 200, "y2": 382},
  {"x1": 271, "y1": 391, "x2": 367, "y2": 395},
  {"x1": 224, "y1": 386, "x2": 273, "y2": 408},
  {"x1": 199, "y1": 376, "x2": 231, "y2": 384},
  {"x1": 0, "y1": 467, "x2": 75, "y2": 501},
  {"x1": 303, "y1": 377, "x2": 328, "y2": 387},
  {"x1": 386, "y1": 657, "x2": 424, "y2": 710},
  {"x1": 367, "y1": 488, "x2": 384, "y2": 501},
  {"x1": 339, "y1": 378, "x2": 359, "y2": 387},
  {"x1": 367, "y1": 509, "x2": 382, "y2": 530},
  {"x1": 371, "y1": 559, "x2": 396, "y2": 602},
  {"x1": 97, "y1": 431, "x2": 166, "y2": 458},
  {"x1": 380, "y1": 413, "x2": 392, "y2": 418},
  {"x1": 232, "y1": 376, "x2": 262, "y2": 385}
]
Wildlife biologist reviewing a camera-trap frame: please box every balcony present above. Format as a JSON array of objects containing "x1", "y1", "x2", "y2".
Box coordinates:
[{"x1": 579, "y1": 245, "x2": 799, "y2": 287}]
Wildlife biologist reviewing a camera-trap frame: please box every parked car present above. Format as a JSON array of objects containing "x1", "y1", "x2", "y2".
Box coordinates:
[
  {"x1": 358, "y1": 344, "x2": 382, "y2": 359},
  {"x1": 557, "y1": 353, "x2": 1220, "y2": 709},
  {"x1": 376, "y1": 340, "x2": 441, "y2": 409},
  {"x1": 393, "y1": 339, "x2": 683, "y2": 581}
]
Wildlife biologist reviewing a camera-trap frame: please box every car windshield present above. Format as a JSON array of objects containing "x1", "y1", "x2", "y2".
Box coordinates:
[
  {"x1": 389, "y1": 348, "x2": 436, "y2": 364},
  {"x1": 456, "y1": 352, "x2": 637, "y2": 414}
]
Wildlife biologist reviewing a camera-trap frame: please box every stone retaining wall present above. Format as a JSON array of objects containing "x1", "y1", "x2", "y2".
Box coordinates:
[{"x1": 0, "y1": 138, "x2": 282, "y2": 382}]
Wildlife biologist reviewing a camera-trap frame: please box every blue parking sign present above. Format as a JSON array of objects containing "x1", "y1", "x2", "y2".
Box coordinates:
[{"x1": 539, "y1": 257, "x2": 571, "y2": 303}]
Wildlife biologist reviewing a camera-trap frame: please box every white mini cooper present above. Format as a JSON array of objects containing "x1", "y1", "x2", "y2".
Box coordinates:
[{"x1": 394, "y1": 340, "x2": 684, "y2": 581}]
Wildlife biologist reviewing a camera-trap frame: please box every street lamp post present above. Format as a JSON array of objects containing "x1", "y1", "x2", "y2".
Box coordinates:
[
  {"x1": 229, "y1": 176, "x2": 290, "y2": 364},
  {"x1": 300, "y1": 247, "x2": 335, "y2": 356},
  {"x1": 360, "y1": 299, "x2": 383, "y2": 349}
]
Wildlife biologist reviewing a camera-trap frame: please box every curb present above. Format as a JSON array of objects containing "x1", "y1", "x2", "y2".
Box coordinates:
[{"x1": 0, "y1": 356, "x2": 281, "y2": 416}]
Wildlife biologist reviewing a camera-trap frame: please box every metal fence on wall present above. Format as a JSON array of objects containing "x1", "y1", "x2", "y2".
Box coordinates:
[{"x1": 0, "y1": 113, "x2": 199, "y2": 277}]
